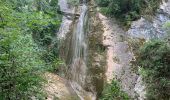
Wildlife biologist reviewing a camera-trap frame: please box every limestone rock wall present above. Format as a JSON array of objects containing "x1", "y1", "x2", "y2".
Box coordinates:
[{"x1": 127, "y1": 0, "x2": 170, "y2": 40}]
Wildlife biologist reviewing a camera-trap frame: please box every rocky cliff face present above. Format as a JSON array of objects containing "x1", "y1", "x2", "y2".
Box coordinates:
[
  {"x1": 128, "y1": 0, "x2": 170, "y2": 40},
  {"x1": 98, "y1": 13, "x2": 140, "y2": 99},
  {"x1": 98, "y1": 0, "x2": 170, "y2": 100},
  {"x1": 87, "y1": 1, "x2": 106, "y2": 96},
  {"x1": 126, "y1": 0, "x2": 170, "y2": 99},
  {"x1": 56, "y1": 0, "x2": 170, "y2": 100}
]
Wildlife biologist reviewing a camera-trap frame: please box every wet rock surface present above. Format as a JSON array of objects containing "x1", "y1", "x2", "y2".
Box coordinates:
[
  {"x1": 57, "y1": 0, "x2": 105, "y2": 99},
  {"x1": 87, "y1": 10, "x2": 106, "y2": 97}
]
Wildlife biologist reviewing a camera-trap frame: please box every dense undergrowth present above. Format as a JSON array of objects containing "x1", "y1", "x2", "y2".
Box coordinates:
[
  {"x1": 136, "y1": 25, "x2": 170, "y2": 99},
  {"x1": 0, "y1": 0, "x2": 61, "y2": 99},
  {"x1": 100, "y1": 80, "x2": 129, "y2": 100},
  {"x1": 96, "y1": 0, "x2": 162, "y2": 27}
]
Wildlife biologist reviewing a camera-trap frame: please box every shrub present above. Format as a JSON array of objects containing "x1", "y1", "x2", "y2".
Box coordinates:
[
  {"x1": 0, "y1": 0, "x2": 62, "y2": 99},
  {"x1": 136, "y1": 40, "x2": 170, "y2": 99},
  {"x1": 96, "y1": 0, "x2": 162, "y2": 27},
  {"x1": 0, "y1": 32, "x2": 46, "y2": 99},
  {"x1": 100, "y1": 80, "x2": 130, "y2": 100}
]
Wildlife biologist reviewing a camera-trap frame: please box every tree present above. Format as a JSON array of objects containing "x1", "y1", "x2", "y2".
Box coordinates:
[{"x1": 0, "y1": 0, "x2": 61, "y2": 99}]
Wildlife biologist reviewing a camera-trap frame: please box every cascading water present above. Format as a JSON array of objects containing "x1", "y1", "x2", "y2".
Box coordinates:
[
  {"x1": 58, "y1": 0, "x2": 100, "y2": 99},
  {"x1": 71, "y1": 4, "x2": 88, "y2": 85},
  {"x1": 69, "y1": 1, "x2": 96, "y2": 100}
]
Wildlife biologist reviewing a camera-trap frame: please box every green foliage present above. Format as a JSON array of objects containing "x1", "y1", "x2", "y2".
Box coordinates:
[
  {"x1": 0, "y1": 0, "x2": 62, "y2": 99},
  {"x1": 96, "y1": 0, "x2": 110, "y2": 7},
  {"x1": 0, "y1": 28, "x2": 46, "y2": 99},
  {"x1": 136, "y1": 39, "x2": 170, "y2": 99},
  {"x1": 96, "y1": 0, "x2": 162, "y2": 27},
  {"x1": 99, "y1": 7, "x2": 111, "y2": 16},
  {"x1": 100, "y1": 80, "x2": 130, "y2": 100},
  {"x1": 26, "y1": 11, "x2": 61, "y2": 46},
  {"x1": 22, "y1": 0, "x2": 62, "y2": 72},
  {"x1": 68, "y1": 0, "x2": 80, "y2": 6},
  {"x1": 163, "y1": 21, "x2": 170, "y2": 38},
  {"x1": 137, "y1": 40, "x2": 170, "y2": 100}
]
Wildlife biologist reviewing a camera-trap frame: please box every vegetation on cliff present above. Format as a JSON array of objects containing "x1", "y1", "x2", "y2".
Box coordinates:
[
  {"x1": 0, "y1": 0, "x2": 61, "y2": 99},
  {"x1": 1, "y1": 0, "x2": 170, "y2": 99},
  {"x1": 96, "y1": 0, "x2": 162, "y2": 27},
  {"x1": 100, "y1": 80, "x2": 129, "y2": 100},
  {"x1": 97, "y1": 0, "x2": 170, "y2": 99},
  {"x1": 136, "y1": 28, "x2": 170, "y2": 99}
]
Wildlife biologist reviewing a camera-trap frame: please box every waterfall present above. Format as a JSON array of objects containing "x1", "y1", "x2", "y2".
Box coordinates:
[
  {"x1": 58, "y1": 0, "x2": 97, "y2": 99},
  {"x1": 70, "y1": 2, "x2": 87, "y2": 93},
  {"x1": 69, "y1": 2, "x2": 96, "y2": 100},
  {"x1": 70, "y1": 3, "x2": 88, "y2": 90},
  {"x1": 72, "y1": 4, "x2": 88, "y2": 64}
]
